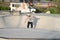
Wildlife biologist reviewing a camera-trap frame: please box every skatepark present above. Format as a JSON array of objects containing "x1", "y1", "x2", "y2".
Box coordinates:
[{"x1": 0, "y1": 11, "x2": 60, "y2": 39}]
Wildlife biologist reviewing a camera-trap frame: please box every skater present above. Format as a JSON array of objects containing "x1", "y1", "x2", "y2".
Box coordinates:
[{"x1": 25, "y1": 14, "x2": 34, "y2": 28}]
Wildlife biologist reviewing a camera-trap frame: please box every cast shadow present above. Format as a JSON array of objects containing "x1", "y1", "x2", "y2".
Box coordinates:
[{"x1": 33, "y1": 16, "x2": 40, "y2": 28}]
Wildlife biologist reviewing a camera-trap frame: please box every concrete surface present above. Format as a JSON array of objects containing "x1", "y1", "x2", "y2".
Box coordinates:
[
  {"x1": 0, "y1": 29, "x2": 60, "y2": 39},
  {"x1": 0, "y1": 38, "x2": 57, "y2": 40},
  {"x1": 0, "y1": 13, "x2": 60, "y2": 31},
  {"x1": 0, "y1": 12, "x2": 60, "y2": 39}
]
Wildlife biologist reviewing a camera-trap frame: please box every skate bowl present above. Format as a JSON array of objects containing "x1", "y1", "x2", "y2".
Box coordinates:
[
  {"x1": 0, "y1": 13, "x2": 60, "y2": 39},
  {"x1": 0, "y1": 13, "x2": 60, "y2": 31}
]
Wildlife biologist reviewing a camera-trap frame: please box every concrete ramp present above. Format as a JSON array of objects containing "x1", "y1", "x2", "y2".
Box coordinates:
[
  {"x1": 0, "y1": 29, "x2": 60, "y2": 39},
  {"x1": 0, "y1": 14, "x2": 60, "y2": 31},
  {"x1": 0, "y1": 14, "x2": 60, "y2": 39}
]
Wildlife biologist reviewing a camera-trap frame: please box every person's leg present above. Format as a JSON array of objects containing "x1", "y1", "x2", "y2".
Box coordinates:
[
  {"x1": 31, "y1": 22, "x2": 33, "y2": 28},
  {"x1": 27, "y1": 22, "x2": 30, "y2": 28}
]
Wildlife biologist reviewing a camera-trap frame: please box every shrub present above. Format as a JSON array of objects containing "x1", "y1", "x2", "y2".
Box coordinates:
[
  {"x1": 32, "y1": 5, "x2": 59, "y2": 14},
  {"x1": 0, "y1": 6, "x2": 10, "y2": 10},
  {"x1": 38, "y1": 8, "x2": 46, "y2": 13},
  {"x1": 33, "y1": 6, "x2": 46, "y2": 13},
  {"x1": 46, "y1": 7, "x2": 58, "y2": 14},
  {"x1": 57, "y1": 7, "x2": 60, "y2": 14}
]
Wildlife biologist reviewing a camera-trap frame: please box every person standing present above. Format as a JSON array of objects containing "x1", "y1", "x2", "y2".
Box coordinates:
[{"x1": 25, "y1": 14, "x2": 34, "y2": 28}]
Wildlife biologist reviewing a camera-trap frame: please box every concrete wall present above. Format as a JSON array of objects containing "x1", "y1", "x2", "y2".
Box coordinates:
[
  {"x1": 0, "y1": 14, "x2": 60, "y2": 31},
  {"x1": 0, "y1": 14, "x2": 60, "y2": 39}
]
